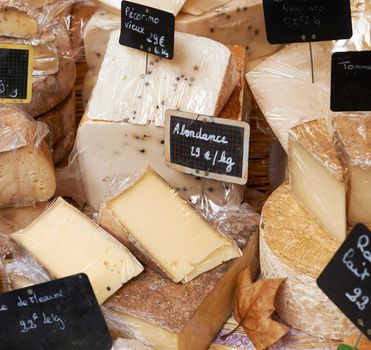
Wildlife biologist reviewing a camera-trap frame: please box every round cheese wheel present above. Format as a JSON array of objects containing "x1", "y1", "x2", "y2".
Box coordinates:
[{"x1": 260, "y1": 183, "x2": 357, "y2": 339}]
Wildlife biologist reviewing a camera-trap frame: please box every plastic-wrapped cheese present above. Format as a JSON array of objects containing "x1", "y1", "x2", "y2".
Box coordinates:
[
  {"x1": 176, "y1": 0, "x2": 283, "y2": 60},
  {"x1": 76, "y1": 30, "x2": 240, "y2": 209}
]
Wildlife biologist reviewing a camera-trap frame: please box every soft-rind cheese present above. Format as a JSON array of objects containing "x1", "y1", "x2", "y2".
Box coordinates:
[
  {"x1": 176, "y1": 0, "x2": 283, "y2": 60},
  {"x1": 332, "y1": 115, "x2": 371, "y2": 226},
  {"x1": 99, "y1": 168, "x2": 242, "y2": 283},
  {"x1": 289, "y1": 119, "x2": 347, "y2": 242},
  {"x1": 260, "y1": 183, "x2": 357, "y2": 339},
  {"x1": 11, "y1": 197, "x2": 143, "y2": 304}
]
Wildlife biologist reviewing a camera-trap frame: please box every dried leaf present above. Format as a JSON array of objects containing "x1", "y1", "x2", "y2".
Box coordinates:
[{"x1": 233, "y1": 268, "x2": 289, "y2": 350}]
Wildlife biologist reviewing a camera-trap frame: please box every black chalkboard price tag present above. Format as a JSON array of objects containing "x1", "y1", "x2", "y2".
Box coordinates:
[
  {"x1": 120, "y1": 1, "x2": 175, "y2": 59},
  {"x1": 331, "y1": 51, "x2": 371, "y2": 112},
  {"x1": 0, "y1": 274, "x2": 113, "y2": 350},
  {"x1": 0, "y1": 43, "x2": 33, "y2": 103},
  {"x1": 164, "y1": 110, "x2": 250, "y2": 185},
  {"x1": 262, "y1": 0, "x2": 353, "y2": 44},
  {"x1": 317, "y1": 224, "x2": 371, "y2": 340}
]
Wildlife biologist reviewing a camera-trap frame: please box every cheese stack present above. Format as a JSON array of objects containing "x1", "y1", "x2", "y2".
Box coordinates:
[
  {"x1": 0, "y1": 0, "x2": 77, "y2": 165},
  {"x1": 82, "y1": 0, "x2": 282, "y2": 102},
  {"x1": 77, "y1": 30, "x2": 243, "y2": 210}
]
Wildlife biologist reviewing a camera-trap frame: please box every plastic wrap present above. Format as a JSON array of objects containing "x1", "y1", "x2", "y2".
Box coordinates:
[
  {"x1": 75, "y1": 29, "x2": 242, "y2": 210},
  {"x1": 9, "y1": 197, "x2": 143, "y2": 304},
  {"x1": 246, "y1": 0, "x2": 370, "y2": 152},
  {"x1": 102, "y1": 190, "x2": 259, "y2": 349},
  {"x1": 0, "y1": 105, "x2": 56, "y2": 209},
  {"x1": 99, "y1": 168, "x2": 242, "y2": 284},
  {"x1": 176, "y1": 0, "x2": 283, "y2": 60}
]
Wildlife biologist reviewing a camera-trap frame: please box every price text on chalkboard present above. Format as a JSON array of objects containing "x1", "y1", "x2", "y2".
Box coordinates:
[
  {"x1": 120, "y1": 1, "x2": 175, "y2": 59},
  {"x1": 165, "y1": 111, "x2": 250, "y2": 185},
  {"x1": 331, "y1": 51, "x2": 371, "y2": 112},
  {"x1": 317, "y1": 224, "x2": 371, "y2": 340},
  {"x1": 0, "y1": 44, "x2": 33, "y2": 103},
  {"x1": 0, "y1": 274, "x2": 112, "y2": 350},
  {"x1": 262, "y1": 0, "x2": 352, "y2": 44}
]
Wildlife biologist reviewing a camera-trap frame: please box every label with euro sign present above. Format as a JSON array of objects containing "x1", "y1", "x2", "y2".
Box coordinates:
[
  {"x1": 317, "y1": 224, "x2": 371, "y2": 340},
  {"x1": 165, "y1": 110, "x2": 250, "y2": 185},
  {"x1": 0, "y1": 274, "x2": 112, "y2": 349},
  {"x1": 120, "y1": 1, "x2": 175, "y2": 59},
  {"x1": 262, "y1": 0, "x2": 352, "y2": 44}
]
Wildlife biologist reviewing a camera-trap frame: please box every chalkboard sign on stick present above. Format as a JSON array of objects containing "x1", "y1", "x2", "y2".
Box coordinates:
[
  {"x1": 0, "y1": 274, "x2": 113, "y2": 350},
  {"x1": 331, "y1": 51, "x2": 371, "y2": 112},
  {"x1": 165, "y1": 110, "x2": 250, "y2": 185},
  {"x1": 120, "y1": 1, "x2": 175, "y2": 59},
  {"x1": 0, "y1": 43, "x2": 33, "y2": 103},
  {"x1": 262, "y1": 0, "x2": 352, "y2": 44},
  {"x1": 317, "y1": 224, "x2": 371, "y2": 340}
]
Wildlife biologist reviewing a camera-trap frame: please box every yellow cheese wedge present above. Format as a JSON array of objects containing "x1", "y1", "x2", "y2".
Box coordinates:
[
  {"x1": 99, "y1": 168, "x2": 242, "y2": 283},
  {"x1": 12, "y1": 198, "x2": 143, "y2": 304}
]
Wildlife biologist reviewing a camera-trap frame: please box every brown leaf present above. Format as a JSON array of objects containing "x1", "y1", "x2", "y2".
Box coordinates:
[{"x1": 233, "y1": 268, "x2": 289, "y2": 350}]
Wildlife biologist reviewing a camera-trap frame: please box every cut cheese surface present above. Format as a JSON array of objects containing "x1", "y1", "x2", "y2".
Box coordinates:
[
  {"x1": 11, "y1": 198, "x2": 143, "y2": 304},
  {"x1": 103, "y1": 224, "x2": 259, "y2": 350},
  {"x1": 260, "y1": 183, "x2": 356, "y2": 339},
  {"x1": 100, "y1": 169, "x2": 242, "y2": 283},
  {"x1": 289, "y1": 119, "x2": 347, "y2": 242},
  {"x1": 97, "y1": 0, "x2": 186, "y2": 15},
  {"x1": 88, "y1": 30, "x2": 237, "y2": 125},
  {"x1": 332, "y1": 115, "x2": 371, "y2": 226},
  {"x1": 176, "y1": 0, "x2": 282, "y2": 60}
]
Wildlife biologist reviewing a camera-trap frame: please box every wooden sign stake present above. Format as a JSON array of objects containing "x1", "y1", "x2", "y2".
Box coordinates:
[
  {"x1": 309, "y1": 41, "x2": 315, "y2": 84},
  {"x1": 145, "y1": 52, "x2": 149, "y2": 74}
]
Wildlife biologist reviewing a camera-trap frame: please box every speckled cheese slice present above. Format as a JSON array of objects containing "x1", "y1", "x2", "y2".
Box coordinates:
[
  {"x1": 11, "y1": 197, "x2": 143, "y2": 304},
  {"x1": 260, "y1": 183, "x2": 357, "y2": 339},
  {"x1": 176, "y1": 0, "x2": 283, "y2": 60},
  {"x1": 99, "y1": 169, "x2": 242, "y2": 283},
  {"x1": 97, "y1": 0, "x2": 186, "y2": 15},
  {"x1": 289, "y1": 119, "x2": 347, "y2": 242},
  {"x1": 181, "y1": 0, "x2": 231, "y2": 15}
]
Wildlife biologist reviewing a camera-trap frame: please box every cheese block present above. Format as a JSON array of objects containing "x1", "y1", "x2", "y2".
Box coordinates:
[
  {"x1": 52, "y1": 124, "x2": 76, "y2": 165},
  {"x1": 103, "y1": 222, "x2": 259, "y2": 350},
  {"x1": 84, "y1": 8, "x2": 120, "y2": 75},
  {"x1": 37, "y1": 91, "x2": 76, "y2": 147},
  {"x1": 289, "y1": 119, "x2": 347, "y2": 242},
  {"x1": 0, "y1": 203, "x2": 48, "y2": 234},
  {"x1": 0, "y1": 106, "x2": 56, "y2": 209},
  {"x1": 260, "y1": 183, "x2": 357, "y2": 339},
  {"x1": 11, "y1": 197, "x2": 143, "y2": 304},
  {"x1": 99, "y1": 169, "x2": 242, "y2": 283},
  {"x1": 15, "y1": 60, "x2": 76, "y2": 117},
  {"x1": 0, "y1": 1, "x2": 41, "y2": 39},
  {"x1": 112, "y1": 339, "x2": 152, "y2": 350},
  {"x1": 97, "y1": 0, "x2": 186, "y2": 15},
  {"x1": 77, "y1": 31, "x2": 241, "y2": 210},
  {"x1": 332, "y1": 115, "x2": 371, "y2": 226},
  {"x1": 82, "y1": 70, "x2": 97, "y2": 106},
  {"x1": 176, "y1": 0, "x2": 282, "y2": 60}
]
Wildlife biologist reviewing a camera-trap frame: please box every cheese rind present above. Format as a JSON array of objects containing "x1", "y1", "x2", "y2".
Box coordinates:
[
  {"x1": 99, "y1": 169, "x2": 242, "y2": 283},
  {"x1": 289, "y1": 119, "x2": 347, "y2": 242},
  {"x1": 260, "y1": 183, "x2": 356, "y2": 339},
  {"x1": 11, "y1": 198, "x2": 143, "y2": 304}
]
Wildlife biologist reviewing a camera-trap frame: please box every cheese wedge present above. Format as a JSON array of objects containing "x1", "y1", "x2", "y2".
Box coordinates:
[
  {"x1": 77, "y1": 31, "x2": 240, "y2": 209},
  {"x1": 260, "y1": 183, "x2": 356, "y2": 339},
  {"x1": 98, "y1": 0, "x2": 186, "y2": 15},
  {"x1": 103, "y1": 222, "x2": 259, "y2": 350},
  {"x1": 25, "y1": 0, "x2": 55, "y2": 8},
  {"x1": 11, "y1": 198, "x2": 143, "y2": 304},
  {"x1": 82, "y1": 70, "x2": 97, "y2": 106},
  {"x1": 332, "y1": 115, "x2": 371, "y2": 226},
  {"x1": 289, "y1": 119, "x2": 347, "y2": 242},
  {"x1": 100, "y1": 169, "x2": 242, "y2": 283},
  {"x1": 176, "y1": 0, "x2": 282, "y2": 60},
  {"x1": 52, "y1": 124, "x2": 76, "y2": 165},
  {"x1": 112, "y1": 339, "x2": 152, "y2": 350}
]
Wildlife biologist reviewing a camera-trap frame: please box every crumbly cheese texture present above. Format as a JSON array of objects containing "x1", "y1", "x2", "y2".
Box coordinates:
[
  {"x1": 100, "y1": 169, "x2": 242, "y2": 283},
  {"x1": 176, "y1": 0, "x2": 282, "y2": 60},
  {"x1": 97, "y1": 0, "x2": 186, "y2": 15},
  {"x1": 11, "y1": 198, "x2": 143, "y2": 304},
  {"x1": 260, "y1": 183, "x2": 356, "y2": 339},
  {"x1": 289, "y1": 119, "x2": 347, "y2": 242},
  {"x1": 88, "y1": 30, "x2": 237, "y2": 125}
]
